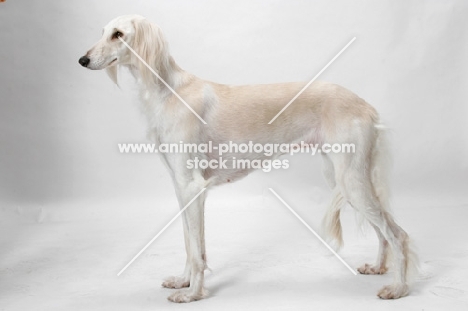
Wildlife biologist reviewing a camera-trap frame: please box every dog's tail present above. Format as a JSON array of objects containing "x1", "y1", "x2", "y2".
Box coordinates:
[
  {"x1": 322, "y1": 189, "x2": 346, "y2": 249},
  {"x1": 370, "y1": 124, "x2": 392, "y2": 212}
]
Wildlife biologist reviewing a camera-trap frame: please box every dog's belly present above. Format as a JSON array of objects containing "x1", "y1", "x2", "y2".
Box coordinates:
[
  {"x1": 203, "y1": 157, "x2": 266, "y2": 186},
  {"x1": 202, "y1": 135, "x2": 316, "y2": 185}
]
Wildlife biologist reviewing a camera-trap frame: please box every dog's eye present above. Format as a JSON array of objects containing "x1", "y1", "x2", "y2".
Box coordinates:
[{"x1": 112, "y1": 31, "x2": 123, "y2": 39}]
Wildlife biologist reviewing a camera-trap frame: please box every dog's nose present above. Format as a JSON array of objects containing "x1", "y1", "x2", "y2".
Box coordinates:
[{"x1": 79, "y1": 56, "x2": 90, "y2": 67}]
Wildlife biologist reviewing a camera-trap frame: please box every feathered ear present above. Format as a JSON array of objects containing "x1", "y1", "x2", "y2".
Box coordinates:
[
  {"x1": 106, "y1": 65, "x2": 119, "y2": 85},
  {"x1": 131, "y1": 18, "x2": 170, "y2": 87}
]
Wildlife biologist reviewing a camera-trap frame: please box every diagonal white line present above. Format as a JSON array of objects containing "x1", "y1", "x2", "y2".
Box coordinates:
[
  {"x1": 268, "y1": 188, "x2": 357, "y2": 275},
  {"x1": 268, "y1": 37, "x2": 356, "y2": 124},
  {"x1": 118, "y1": 37, "x2": 208, "y2": 125},
  {"x1": 117, "y1": 188, "x2": 206, "y2": 276}
]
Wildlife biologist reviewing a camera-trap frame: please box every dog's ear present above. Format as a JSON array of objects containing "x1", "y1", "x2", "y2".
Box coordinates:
[
  {"x1": 106, "y1": 65, "x2": 119, "y2": 85},
  {"x1": 131, "y1": 18, "x2": 170, "y2": 86}
]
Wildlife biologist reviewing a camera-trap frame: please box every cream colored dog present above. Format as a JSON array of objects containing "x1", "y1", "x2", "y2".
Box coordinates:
[{"x1": 79, "y1": 15, "x2": 416, "y2": 303}]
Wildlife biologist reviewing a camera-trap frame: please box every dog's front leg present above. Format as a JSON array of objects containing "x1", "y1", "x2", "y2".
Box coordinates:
[
  {"x1": 161, "y1": 215, "x2": 192, "y2": 289},
  {"x1": 167, "y1": 179, "x2": 207, "y2": 303},
  {"x1": 162, "y1": 184, "x2": 192, "y2": 289}
]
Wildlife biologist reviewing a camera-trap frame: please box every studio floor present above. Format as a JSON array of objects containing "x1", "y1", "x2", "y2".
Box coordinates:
[{"x1": 1, "y1": 188, "x2": 467, "y2": 310}]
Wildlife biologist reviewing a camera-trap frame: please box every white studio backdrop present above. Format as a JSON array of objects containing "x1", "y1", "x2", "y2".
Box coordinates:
[
  {"x1": 0, "y1": 1, "x2": 467, "y2": 207},
  {"x1": 1, "y1": 1, "x2": 468, "y2": 310}
]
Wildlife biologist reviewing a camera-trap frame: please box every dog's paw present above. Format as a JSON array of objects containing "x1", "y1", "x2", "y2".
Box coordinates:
[
  {"x1": 358, "y1": 263, "x2": 387, "y2": 275},
  {"x1": 167, "y1": 289, "x2": 205, "y2": 303},
  {"x1": 377, "y1": 284, "x2": 409, "y2": 299},
  {"x1": 162, "y1": 276, "x2": 190, "y2": 289}
]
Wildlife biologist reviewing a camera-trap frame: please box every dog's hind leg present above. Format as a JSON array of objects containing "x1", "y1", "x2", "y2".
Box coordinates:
[
  {"x1": 357, "y1": 224, "x2": 389, "y2": 275},
  {"x1": 340, "y1": 153, "x2": 411, "y2": 299},
  {"x1": 322, "y1": 154, "x2": 336, "y2": 190}
]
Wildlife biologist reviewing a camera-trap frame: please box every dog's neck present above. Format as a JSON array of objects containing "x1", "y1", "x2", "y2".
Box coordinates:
[
  {"x1": 126, "y1": 54, "x2": 186, "y2": 91},
  {"x1": 160, "y1": 56, "x2": 185, "y2": 88}
]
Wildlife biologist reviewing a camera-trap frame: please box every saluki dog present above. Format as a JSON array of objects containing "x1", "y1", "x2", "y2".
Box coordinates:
[{"x1": 79, "y1": 15, "x2": 416, "y2": 303}]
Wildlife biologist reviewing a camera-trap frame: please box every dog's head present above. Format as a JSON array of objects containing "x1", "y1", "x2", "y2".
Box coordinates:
[{"x1": 79, "y1": 15, "x2": 169, "y2": 85}]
